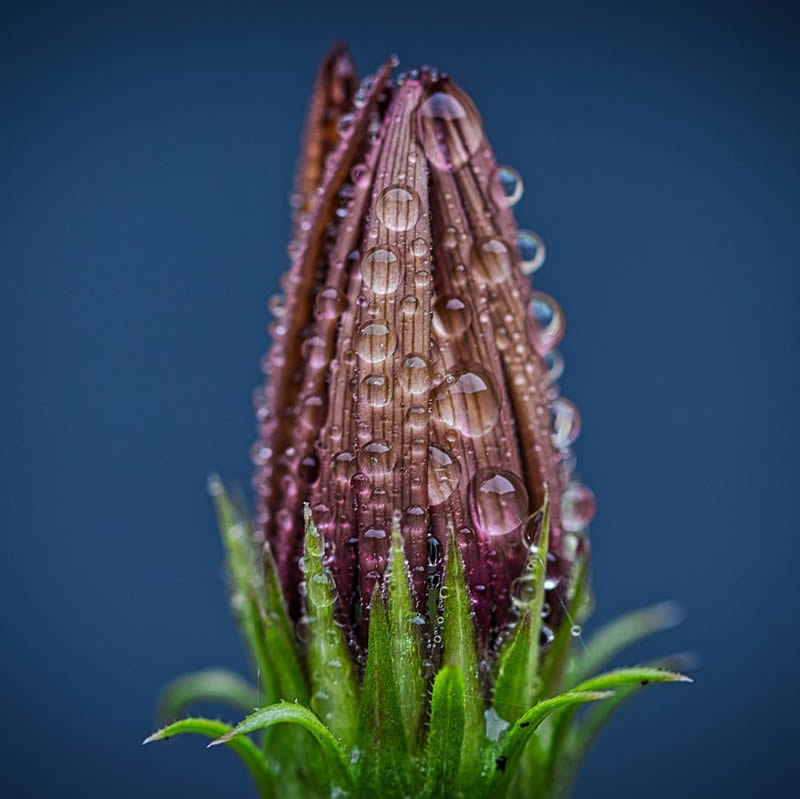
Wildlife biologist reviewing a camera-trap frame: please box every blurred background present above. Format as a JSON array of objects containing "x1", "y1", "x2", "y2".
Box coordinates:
[{"x1": 2, "y1": 0, "x2": 798, "y2": 796}]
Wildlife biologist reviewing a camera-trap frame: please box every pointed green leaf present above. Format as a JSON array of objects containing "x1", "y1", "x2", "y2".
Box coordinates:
[
  {"x1": 442, "y1": 525, "x2": 483, "y2": 787},
  {"x1": 489, "y1": 691, "x2": 612, "y2": 794},
  {"x1": 144, "y1": 717, "x2": 272, "y2": 797},
  {"x1": 158, "y1": 669, "x2": 258, "y2": 722},
  {"x1": 387, "y1": 515, "x2": 426, "y2": 750},
  {"x1": 494, "y1": 493, "x2": 551, "y2": 722},
  {"x1": 303, "y1": 504, "x2": 359, "y2": 746},
  {"x1": 209, "y1": 702, "x2": 353, "y2": 791},
  {"x1": 548, "y1": 666, "x2": 692, "y2": 777},
  {"x1": 209, "y1": 477, "x2": 307, "y2": 705},
  {"x1": 356, "y1": 589, "x2": 412, "y2": 794},
  {"x1": 424, "y1": 666, "x2": 466, "y2": 799},
  {"x1": 539, "y1": 553, "x2": 589, "y2": 698},
  {"x1": 566, "y1": 600, "x2": 683, "y2": 688}
]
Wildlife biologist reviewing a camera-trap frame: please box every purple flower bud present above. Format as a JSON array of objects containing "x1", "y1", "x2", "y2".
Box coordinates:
[{"x1": 254, "y1": 46, "x2": 594, "y2": 645}]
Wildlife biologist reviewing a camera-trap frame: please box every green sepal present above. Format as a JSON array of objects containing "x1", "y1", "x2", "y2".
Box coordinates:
[
  {"x1": 539, "y1": 552, "x2": 589, "y2": 698},
  {"x1": 386, "y1": 515, "x2": 426, "y2": 751},
  {"x1": 488, "y1": 691, "x2": 612, "y2": 796},
  {"x1": 157, "y1": 668, "x2": 258, "y2": 722},
  {"x1": 566, "y1": 601, "x2": 683, "y2": 689},
  {"x1": 355, "y1": 588, "x2": 412, "y2": 794},
  {"x1": 493, "y1": 492, "x2": 551, "y2": 722},
  {"x1": 303, "y1": 505, "x2": 359, "y2": 746},
  {"x1": 209, "y1": 477, "x2": 307, "y2": 705},
  {"x1": 442, "y1": 525, "x2": 484, "y2": 788},
  {"x1": 424, "y1": 665, "x2": 466, "y2": 798},
  {"x1": 547, "y1": 666, "x2": 692, "y2": 780},
  {"x1": 209, "y1": 701, "x2": 353, "y2": 792},
  {"x1": 143, "y1": 717, "x2": 273, "y2": 797}
]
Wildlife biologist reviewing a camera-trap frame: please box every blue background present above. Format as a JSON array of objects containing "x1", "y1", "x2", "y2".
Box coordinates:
[{"x1": 2, "y1": 1, "x2": 798, "y2": 796}]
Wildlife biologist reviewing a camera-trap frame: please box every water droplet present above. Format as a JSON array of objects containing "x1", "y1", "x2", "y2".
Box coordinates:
[
  {"x1": 332, "y1": 451, "x2": 356, "y2": 484},
  {"x1": 517, "y1": 230, "x2": 546, "y2": 274},
  {"x1": 470, "y1": 468, "x2": 529, "y2": 536},
  {"x1": 443, "y1": 226, "x2": 459, "y2": 249},
  {"x1": 357, "y1": 319, "x2": 397, "y2": 363},
  {"x1": 406, "y1": 405, "x2": 428, "y2": 431},
  {"x1": 411, "y1": 237, "x2": 429, "y2": 257},
  {"x1": 433, "y1": 295, "x2": 472, "y2": 337},
  {"x1": 472, "y1": 236, "x2": 513, "y2": 284},
  {"x1": 492, "y1": 165, "x2": 524, "y2": 207},
  {"x1": 428, "y1": 442, "x2": 461, "y2": 506},
  {"x1": 376, "y1": 185, "x2": 421, "y2": 231},
  {"x1": 544, "y1": 350, "x2": 564, "y2": 382},
  {"x1": 561, "y1": 482, "x2": 596, "y2": 532},
  {"x1": 361, "y1": 247, "x2": 401, "y2": 294},
  {"x1": 298, "y1": 452, "x2": 320, "y2": 484},
  {"x1": 315, "y1": 286, "x2": 347, "y2": 319},
  {"x1": 418, "y1": 81, "x2": 483, "y2": 171},
  {"x1": 432, "y1": 366, "x2": 501, "y2": 438},
  {"x1": 359, "y1": 440, "x2": 396, "y2": 477},
  {"x1": 404, "y1": 505, "x2": 427, "y2": 536},
  {"x1": 529, "y1": 292, "x2": 565, "y2": 355},
  {"x1": 400, "y1": 295, "x2": 419, "y2": 315},
  {"x1": 414, "y1": 270, "x2": 431, "y2": 288},
  {"x1": 550, "y1": 397, "x2": 581, "y2": 448},
  {"x1": 400, "y1": 353, "x2": 432, "y2": 395},
  {"x1": 351, "y1": 163, "x2": 370, "y2": 186},
  {"x1": 570, "y1": 624, "x2": 582, "y2": 637},
  {"x1": 364, "y1": 526, "x2": 387, "y2": 540},
  {"x1": 361, "y1": 373, "x2": 392, "y2": 407}
]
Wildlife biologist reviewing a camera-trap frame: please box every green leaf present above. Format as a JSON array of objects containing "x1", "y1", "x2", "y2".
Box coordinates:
[
  {"x1": 442, "y1": 525, "x2": 483, "y2": 788},
  {"x1": 424, "y1": 666, "x2": 466, "y2": 799},
  {"x1": 566, "y1": 600, "x2": 683, "y2": 688},
  {"x1": 547, "y1": 666, "x2": 692, "y2": 780},
  {"x1": 355, "y1": 589, "x2": 412, "y2": 794},
  {"x1": 386, "y1": 515, "x2": 426, "y2": 750},
  {"x1": 144, "y1": 717, "x2": 272, "y2": 797},
  {"x1": 494, "y1": 493, "x2": 551, "y2": 722},
  {"x1": 538, "y1": 552, "x2": 589, "y2": 698},
  {"x1": 302, "y1": 504, "x2": 359, "y2": 747},
  {"x1": 489, "y1": 691, "x2": 612, "y2": 794},
  {"x1": 209, "y1": 478, "x2": 307, "y2": 705},
  {"x1": 210, "y1": 477, "x2": 308, "y2": 706},
  {"x1": 158, "y1": 668, "x2": 258, "y2": 722},
  {"x1": 209, "y1": 702, "x2": 353, "y2": 791}
]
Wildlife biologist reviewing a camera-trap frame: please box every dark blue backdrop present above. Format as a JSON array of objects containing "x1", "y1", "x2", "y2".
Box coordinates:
[{"x1": 2, "y1": 1, "x2": 798, "y2": 796}]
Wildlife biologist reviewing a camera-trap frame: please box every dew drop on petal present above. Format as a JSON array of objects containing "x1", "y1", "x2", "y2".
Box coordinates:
[
  {"x1": 400, "y1": 353, "x2": 432, "y2": 395},
  {"x1": 550, "y1": 397, "x2": 581, "y2": 448},
  {"x1": 561, "y1": 481, "x2": 596, "y2": 532},
  {"x1": 529, "y1": 292, "x2": 565, "y2": 355},
  {"x1": 517, "y1": 230, "x2": 546, "y2": 275},
  {"x1": 472, "y1": 236, "x2": 513, "y2": 284},
  {"x1": 361, "y1": 373, "x2": 393, "y2": 407},
  {"x1": 361, "y1": 247, "x2": 401, "y2": 295},
  {"x1": 376, "y1": 185, "x2": 421, "y2": 232},
  {"x1": 470, "y1": 468, "x2": 529, "y2": 536},
  {"x1": 432, "y1": 366, "x2": 501, "y2": 438},
  {"x1": 428, "y1": 443, "x2": 461, "y2": 506},
  {"x1": 433, "y1": 295, "x2": 472, "y2": 337},
  {"x1": 492, "y1": 165, "x2": 524, "y2": 207},
  {"x1": 357, "y1": 319, "x2": 397, "y2": 363},
  {"x1": 359, "y1": 440, "x2": 396, "y2": 477}
]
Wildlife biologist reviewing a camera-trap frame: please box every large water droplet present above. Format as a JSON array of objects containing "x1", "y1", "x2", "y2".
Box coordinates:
[
  {"x1": 517, "y1": 230, "x2": 546, "y2": 274},
  {"x1": 406, "y1": 405, "x2": 428, "y2": 431},
  {"x1": 411, "y1": 237, "x2": 429, "y2": 257},
  {"x1": 432, "y1": 366, "x2": 501, "y2": 438},
  {"x1": 400, "y1": 353, "x2": 432, "y2": 395},
  {"x1": 561, "y1": 482, "x2": 596, "y2": 532},
  {"x1": 417, "y1": 80, "x2": 483, "y2": 171},
  {"x1": 332, "y1": 451, "x2": 357, "y2": 484},
  {"x1": 550, "y1": 397, "x2": 581, "y2": 448},
  {"x1": 359, "y1": 440, "x2": 396, "y2": 477},
  {"x1": 470, "y1": 468, "x2": 529, "y2": 536},
  {"x1": 376, "y1": 185, "x2": 421, "y2": 232},
  {"x1": 472, "y1": 237, "x2": 513, "y2": 284},
  {"x1": 529, "y1": 292, "x2": 565, "y2": 355},
  {"x1": 428, "y1": 443, "x2": 461, "y2": 506},
  {"x1": 357, "y1": 319, "x2": 397, "y2": 363},
  {"x1": 315, "y1": 286, "x2": 347, "y2": 319},
  {"x1": 361, "y1": 247, "x2": 401, "y2": 295},
  {"x1": 361, "y1": 373, "x2": 392, "y2": 407},
  {"x1": 492, "y1": 165, "x2": 524, "y2": 207},
  {"x1": 433, "y1": 295, "x2": 472, "y2": 337}
]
